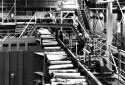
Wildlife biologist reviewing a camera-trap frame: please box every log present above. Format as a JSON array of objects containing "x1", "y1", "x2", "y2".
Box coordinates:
[
  {"x1": 51, "y1": 78, "x2": 87, "y2": 82},
  {"x1": 51, "y1": 82, "x2": 88, "y2": 85},
  {"x1": 45, "y1": 51, "x2": 66, "y2": 55},
  {"x1": 48, "y1": 64, "x2": 73, "y2": 69},
  {"x1": 44, "y1": 46, "x2": 61, "y2": 50},
  {"x1": 53, "y1": 73, "x2": 81, "y2": 77},
  {"x1": 42, "y1": 40, "x2": 57, "y2": 43},
  {"x1": 49, "y1": 69, "x2": 78, "y2": 74},
  {"x1": 34, "y1": 72, "x2": 44, "y2": 76},
  {"x1": 49, "y1": 61, "x2": 72, "y2": 65},
  {"x1": 46, "y1": 55, "x2": 67, "y2": 61},
  {"x1": 54, "y1": 75, "x2": 85, "y2": 79},
  {"x1": 38, "y1": 28, "x2": 51, "y2": 35},
  {"x1": 40, "y1": 35, "x2": 54, "y2": 39},
  {"x1": 42, "y1": 42, "x2": 58, "y2": 46}
]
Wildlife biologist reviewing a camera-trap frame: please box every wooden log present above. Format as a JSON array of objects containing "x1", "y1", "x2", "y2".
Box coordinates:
[
  {"x1": 46, "y1": 55, "x2": 67, "y2": 61},
  {"x1": 40, "y1": 35, "x2": 54, "y2": 38},
  {"x1": 42, "y1": 40, "x2": 57, "y2": 43},
  {"x1": 53, "y1": 73, "x2": 81, "y2": 77},
  {"x1": 44, "y1": 46, "x2": 61, "y2": 50},
  {"x1": 38, "y1": 28, "x2": 51, "y2": 35},
  {"x1": 54, "y1": 75, "x2": 85, "y2": 79},
  {"x1": 48, "y1": 64, "x2": 73, "y2": 69},
  {"x1": 49, "y1": 69, "x2": 78, "y2": 74},
  {"x1": 45, "y1": 48, "x2": 63, "y2": 52},
  {"x1": 34, "y1": 72, "x2": 44, "y2": 76},
  {"x1": 51, "y1": 78, "x2": 87, "y2": 82},
  {"x1": 51, "y1": 82, "x2": 88, "y2": 85},
  {"x1": 45, "y1": 51, "x2": 66, "y2": 55},
  {"x1": 49, "y1": 61, "x2": 72, "y2": 65},
  {"x1": 42, "y1": 42, "x2": 58, "y2": 46}
]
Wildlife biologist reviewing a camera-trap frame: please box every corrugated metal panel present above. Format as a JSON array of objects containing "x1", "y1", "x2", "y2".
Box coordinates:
[
  {"x1": 0, "y1": 52, "x2": 5, "y2": 85},
  {"x1": 0, "y1": 51, "x2": 43, "y2": 85},
  {"x1": 23, "y1": 52, "x2": 34, "y2": 85}
]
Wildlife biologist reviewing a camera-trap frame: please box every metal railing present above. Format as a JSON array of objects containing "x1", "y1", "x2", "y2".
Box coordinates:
[
  {"x1": 3, "y1": 3, "x2": 16, "y2": 23},
  {"x1": 19, "y1": 12, "x2": 37, "y2": 38},
  {"x1": 57, "y1": 37, "x2": 103, "y2": 85},
  {"x1": 106, "y1": 0, "x2": 125, "y2": 81}
]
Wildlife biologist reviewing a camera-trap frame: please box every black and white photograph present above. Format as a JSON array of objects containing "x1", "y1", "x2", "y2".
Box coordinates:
[{"x1": 0, "y1": 0, "x2": 125, "y2": 85}]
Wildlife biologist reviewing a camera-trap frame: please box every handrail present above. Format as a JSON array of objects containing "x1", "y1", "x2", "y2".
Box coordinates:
[
  {"x1": 57, "y1": 38, "x2": 103, "y2": 85},
  {"x1": 3, "y1": 3, "x2": 15, "y2": 22},
  {"x1": 108, "y1": 45, "x2": 125, "y2": 81},
  {"x1": 75, "y1": 15, "x2": 91, "y2": 41},
  {"x1": 109, "y1": 48, "x2": 119, "y2": 73},
  {"x1": 0, "y1": 34, "x2": 10, "y2": 48},
  {"x1": 19, "y1": 12, "x2": 37, "y2": 38}
]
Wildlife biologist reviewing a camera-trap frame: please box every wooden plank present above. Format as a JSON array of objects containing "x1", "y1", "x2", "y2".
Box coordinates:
[
  {"x1": 49, "y1": 61, "x2": 72, "y2": 65},
  {"x1": 45, "y1": 51, "x2": 66, "y2": 55},
  {"x1": 54, "y1": 75, "x2": 85, "y2": 79},
  {"x1": 53, "y1": 73, "x2": 81, "y2": 77},
  {"x1": 46, "y1": 55, "x2": 67, "y2": 61},
  {"x1": 44, "y1": 46, "x2": 61, "y2": 50},
  {"x1": 42, "y1": 40, "x2": 57, "y2": 43},
  {"x1": 48, "y1": 64, "x2": 73, "y2": 69},
  {"x1": 34, "y1": 72, "x2": 44, "y2": 76},
  {"x1": 51, "y1": 82, "x2": 88, "y2": 85},
  {"x1": 49, "y1": 69, "x2": 78, "y2": 73},
  {"x1": 41, "y1": 35, "x2": 54, "y2": 38},
  {"x1": 38, "y1": 28, "x2": 51, "y2": 35},
  {"x1": 42, "y1": 42, "x2": 58, "y2": 46},
  {"x1": 34, "y1": 52, "x2": 45, "y2": 56},
  {"x1": 51, "y1": 78, "x2": 87, "y2": 82}
]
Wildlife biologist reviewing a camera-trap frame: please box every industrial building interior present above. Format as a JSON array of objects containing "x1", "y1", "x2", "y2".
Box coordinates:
[{"x1": 0, "y1": 0, "x2": 125, "y2": 85}]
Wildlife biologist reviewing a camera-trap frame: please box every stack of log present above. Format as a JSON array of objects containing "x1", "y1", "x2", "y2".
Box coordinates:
[{"x1": 40, "y1": 28, "x2": 88, "y2": 85}]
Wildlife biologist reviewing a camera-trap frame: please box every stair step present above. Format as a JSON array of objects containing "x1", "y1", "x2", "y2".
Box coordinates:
[
  {"x1": 46, "y1": 55, "x2": 67, "y2": 61},
  {"x1": 42, "y1": 42, "x2": 58, "y2": 46},
  {"x1": 48, "y1": 64, "x2": 73, "y2": 70},
  {"x1": 45, "y1": 49, "x2": 63, "y2": 52},
  {"x1": 54, "y1": 75, "x2": 86, "y2": 79},
  {"x1": 54, "y1": 73, "x2": 81, "y2": 77},
  {"x1": 49, "y1": 61, "x2": 72, "y2": 65},
  {"x1": 49, "y1": 69, "x2": 78, "y2": 74},
  {"x1": 41, "y1": 35, "x2": 54, "y2": 38},
  {"x1": 42, "y1": 39, "x2": 58, "y2": 43},
  {"x1": 51, "y1": 81, "x2": 88, "y2": 85},
  {"x1": 38, "y1": 28, "x2": 51, "y2": 35},
  {"x1": 51, "y1": 78, "x2": 87, "y2": 82},
  {"x1": 44, "y1": 46, "x2": 61, "y2": 50},
  {"x1": 45, "y1": 51, "x2": 66, "y2": 55}
]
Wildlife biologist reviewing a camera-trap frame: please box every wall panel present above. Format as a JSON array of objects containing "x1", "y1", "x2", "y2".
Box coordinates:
[{"x1": 0, "y1": 51, "x2": 43, "y2": 85}]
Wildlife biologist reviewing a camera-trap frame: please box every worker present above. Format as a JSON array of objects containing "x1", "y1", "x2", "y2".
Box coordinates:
[
  {"x1": 10, "y1": 13, "x2": 14, "y2": 22},
  {"x1": 59, "y1": 30, "x2": 63, "y2": 41},
  {"x1": 77, "y1": 33, "x2": 85, "y2": 55}
]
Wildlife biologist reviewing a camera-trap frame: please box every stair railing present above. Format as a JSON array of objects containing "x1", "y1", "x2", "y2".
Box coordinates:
[
  {"x1": 74, "y1": 14, "x2": 91, "y2": 41},
  {"x1": 19, "y1": 12, "x2": 37, "y2": 38},
  {"x1": 3, "y1": 3, "x2": 16, "y2": 23},
  {"x1": 0, "y1": 34, "x2": 10, "y2": 49},
  {"x1": 113, "y1": 0, "x2": 125, "y2": 47},
  {"x1": 78, "y1": 0, "x2": 91, "y2": 30},
  {"x1": 108, "y1": 46, "x2": 125, "y2": 81}
]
